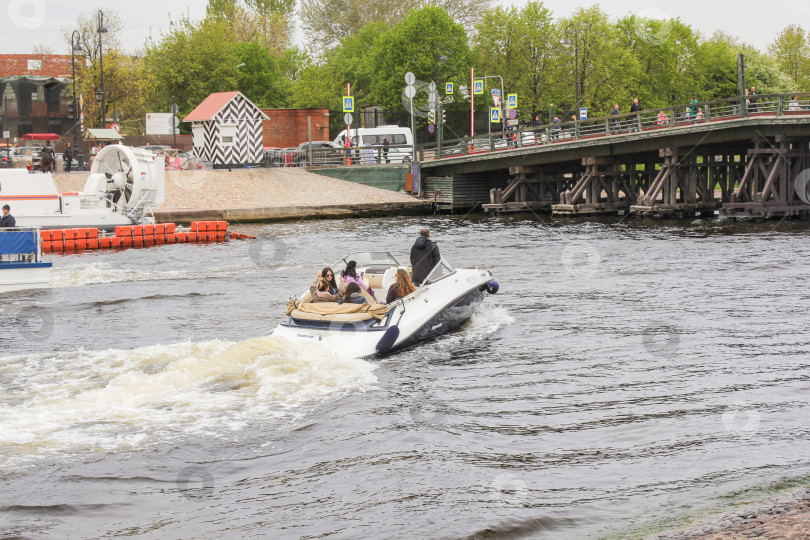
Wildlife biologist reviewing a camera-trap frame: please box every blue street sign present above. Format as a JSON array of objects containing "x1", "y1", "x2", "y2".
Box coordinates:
[
  {"x1": 507, "y1": 93, "x2": 517, "y2": 109},
  {"x1": 490, "y1": 107, "x2": 501, "y2": 123},
  {"x1": 474, "y1": 80, "x2": 484, "y2": 95},
  {"x1": 491, "y1": 89, "x2": 501, "y2": 96},
  {"x1": 342, "y1": 96, "x2": 354, "y2": 112},
  {"x1": 579, "y1": 107, "x2": 588, "y2": 120},
  {"x1": 428, "y1": 124, "x2": 435, "y2": 134},
  {"x1": 445, "y1": 82, "x2": 453, "y2": 94}
]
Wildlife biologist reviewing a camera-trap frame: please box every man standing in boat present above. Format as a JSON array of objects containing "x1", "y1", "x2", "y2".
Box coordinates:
[
  {"x1": 410, "y1": 228, "x2": 441, "y2": 286},
  {"x1": 0, "y1": 204, "x2": 16, "y2": 227}
]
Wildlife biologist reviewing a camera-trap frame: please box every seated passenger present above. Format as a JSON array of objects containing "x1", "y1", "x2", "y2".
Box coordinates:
[
  {"x1": 386, "y1": 268, "x2": 416, "y2": 304},
  {"x1": 341, "y1": 260, "x2": 377, "y2": 301},
  {"x1": 340, "y1": 282, "x2": 366, "y2": 304},
  {"x1": 310, "y1": 267, "x2": 341, "y2": 302}
]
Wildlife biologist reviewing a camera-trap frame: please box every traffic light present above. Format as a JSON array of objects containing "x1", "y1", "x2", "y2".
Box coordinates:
[
  {"x1": 441, "y1": 109, "x2": 446, "y2": 124},
  {"x1": 428, "y1": 111, "x2": 435, "y2": 124},
  {"x1": 67, "y1": 101, "x2": 75, "y2": 119}
]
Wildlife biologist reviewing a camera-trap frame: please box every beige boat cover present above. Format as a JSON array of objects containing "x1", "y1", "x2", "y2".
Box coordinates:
[{"x1": 286, "y1": 298, "x2": 390, "y2": 321}]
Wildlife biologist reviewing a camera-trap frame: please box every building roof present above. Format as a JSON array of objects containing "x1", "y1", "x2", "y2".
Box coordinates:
[
  {"x1": 183, "y1": 91, "x2": 269, "y2": 122},
  {"x1": 84, "y1": 128, "x2": 123, "y2": 140}
]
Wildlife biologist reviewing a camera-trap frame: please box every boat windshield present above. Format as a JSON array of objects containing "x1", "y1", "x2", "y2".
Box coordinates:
[
  {"x1": 332, "y1": 252, "x2": 401, "y2": 273},
  {"x1": 422, "y1": 258, "x2": 456, "y2": 285}
]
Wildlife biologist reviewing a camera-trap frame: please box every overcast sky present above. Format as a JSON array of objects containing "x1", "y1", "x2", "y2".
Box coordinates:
[{"x1": 1, "y1": 0, "x2": 805, "y2": 55}]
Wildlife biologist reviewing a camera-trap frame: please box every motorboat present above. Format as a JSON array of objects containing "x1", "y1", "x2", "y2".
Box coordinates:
[
  {"x1": 272, "y1": 252, "x2": 499, "y2": 357},
  {"x1": 0, "y1": 226, "x2": 51, "y2": 293},
  {"x1": 0, "y1": 145, "x2": 164, "y2": 230}
]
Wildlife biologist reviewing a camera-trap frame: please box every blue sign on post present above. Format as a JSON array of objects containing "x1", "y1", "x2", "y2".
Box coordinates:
[
  {"x1": 490, "y1": 107, "x2": 501, "y2": 123},
  {"x1": 342, "y1": 96, "x2": 354, "y2": 112},
  {"x1": 474, "y1": 80, "x2": 484, "y2": 95},
  {"x1": 445, "y1": 82, "x2": 453, "y2": 94},
  {"x1": 507, "y1": 93, "x2": 517, "y2": 109},
  {"x1": 579, "y1": 107, "x2": 588, "y2": 120}
]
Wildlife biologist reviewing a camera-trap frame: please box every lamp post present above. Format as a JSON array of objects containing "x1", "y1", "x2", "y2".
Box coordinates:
[
  {"x1": 97, "y1": 10, "x2": 108, "y2": 129},
  {"x1": 70, "y1": 30, "x2": 82, "y2": 168},
  {"x1": 433, "y1": 50, "x2": 447, "y2": 157},
  {"x1": 563, "y1": 23, "x2": 580, "y2": 119}
]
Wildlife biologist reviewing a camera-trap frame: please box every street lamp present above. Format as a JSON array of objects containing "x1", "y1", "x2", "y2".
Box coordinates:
[
  {"x1": 97, "y1": 10, "x2": 108, "y2": 129},
  {"x1": 433, "y1": 50, "x2": 448, "y2": 156},
  {"x1": 563, "y1": 23, "x2": 580, "y2": 119},
  {"x1": 70, "y1": 30, "x2": 82, "y2": 169}
]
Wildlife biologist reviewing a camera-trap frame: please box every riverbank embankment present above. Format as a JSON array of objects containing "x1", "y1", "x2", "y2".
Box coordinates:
[{"x1": 52, "y1": 167, "x2": 431, "y2": 223}]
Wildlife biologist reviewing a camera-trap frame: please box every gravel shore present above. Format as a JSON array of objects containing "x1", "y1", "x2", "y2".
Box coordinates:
[
  {"x1": 51, "y1": 167, "x2": 419, "y2": 210},
  {"x1": 652, "y1": 487, "x2": 810, "y2": 539}
]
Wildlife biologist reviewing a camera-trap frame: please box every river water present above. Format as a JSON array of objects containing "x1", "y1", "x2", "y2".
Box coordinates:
[{"x1": 1, "y1": 214, "x2": 809, "y2": 539}]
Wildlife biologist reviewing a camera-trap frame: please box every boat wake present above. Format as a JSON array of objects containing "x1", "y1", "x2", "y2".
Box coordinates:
[{"x1": 0, "y1": 335, "x2": 377, "y2": 469}]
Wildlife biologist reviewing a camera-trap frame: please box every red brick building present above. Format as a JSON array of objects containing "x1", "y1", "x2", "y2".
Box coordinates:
[
  {"x1": 261, "y1": 108, "x2": 330, "y2": 148},
  {"x1": 0, "y1": 54, "x2": 72, "y2": 78},
  {"x1": 0, "y1": 54, "x2": 73, "y2": 146}
]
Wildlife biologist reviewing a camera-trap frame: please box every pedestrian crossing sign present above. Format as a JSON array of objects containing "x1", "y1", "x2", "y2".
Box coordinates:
[
  {"x1": 474, "y1": 80, "x2": 484, "y2": 95},
  {"x1": 342, "y1": 96, "x2": 354, "y2": 112},
  {"x1": 490, "y1": 107, "x2": 501, "y2": 123},
  {"x1": 445, "y1": 82, "x2": 453, "y2": 94},
  {"x1": 507, "y1": 93, "x2": 517, "y2": 109}
]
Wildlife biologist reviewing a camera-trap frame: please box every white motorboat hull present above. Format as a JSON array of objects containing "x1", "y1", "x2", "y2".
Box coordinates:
[
  {"x1": 0, "y1": 263, "x2": 51, "y2": 293},
  {"x1": 13, "y1": 213, "x2": 144, "y2": 230},
  {"x1": 272, "y1": 267, "x2": 497, "y2": 357}
]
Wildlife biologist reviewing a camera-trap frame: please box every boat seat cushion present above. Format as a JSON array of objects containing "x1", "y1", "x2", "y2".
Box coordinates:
[{"x1": 286, "y1": 298, "x2": 389, "y2": 320}]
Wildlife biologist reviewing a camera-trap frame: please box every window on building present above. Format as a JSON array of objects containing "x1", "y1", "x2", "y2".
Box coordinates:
[{"x1": 219, "y1": 124, "x2": 236, "y2": 147}]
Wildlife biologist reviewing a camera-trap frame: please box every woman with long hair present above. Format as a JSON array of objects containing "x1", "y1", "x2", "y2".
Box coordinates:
[
  {"x1": 386, "y1": 268, "x2": 416, "y2": 304},
  {"x1": 341, "y1": 260, "x2": 376, "y2": 300},
  {"x1": 310, "y1": 267, "x2": 340, "y2": 302}
]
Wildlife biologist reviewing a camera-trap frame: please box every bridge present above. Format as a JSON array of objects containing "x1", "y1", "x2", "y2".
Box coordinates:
[{"x1": 416, "y1": 93, "x2": 810, "y2": 219}]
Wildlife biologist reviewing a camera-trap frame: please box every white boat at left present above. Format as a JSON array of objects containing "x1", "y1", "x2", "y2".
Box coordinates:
[
  {"x1": 0, "y1": 145, "x2": 165, "y2": 230},
  {"x1": 0, "y1": 226, "x2": 51, "y2": 293}
]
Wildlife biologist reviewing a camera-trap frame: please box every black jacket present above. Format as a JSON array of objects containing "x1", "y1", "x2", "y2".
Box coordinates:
[
  {"x1": 630, "y1": 102, "x2": 641, "y2": 112},
  {"x1": 0, "y1": 213, "x2": 16, "y2": 227},
  {"x1": 410, "y1": 236, "x2": 441, "y2": 283}
]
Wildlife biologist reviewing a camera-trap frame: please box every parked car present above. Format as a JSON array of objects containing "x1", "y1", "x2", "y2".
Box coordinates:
[{"x1": 295, "y1": 141, "x2": 343, "y2": 166}]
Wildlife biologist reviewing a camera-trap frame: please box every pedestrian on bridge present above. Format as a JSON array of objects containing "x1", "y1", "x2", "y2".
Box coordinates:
[
  {"x1": 629, "y1": 98, "x2": 641, "y2": 132},
  {"x1": 551, "y1": 116, "x2": 561, "y2": 140},
  {"x1": 610, "y1": 104, "x2": 621, "y2": 134},
  {"x1": 749, "y1": 87, "x2": 758, "y2": 112}
]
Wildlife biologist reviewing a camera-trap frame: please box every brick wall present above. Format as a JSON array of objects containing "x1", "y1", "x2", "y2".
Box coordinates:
[
  {"x1": 0, "y1": 54, "x2": 72, "y2": 78},
  {"x1": 261, "y1": 109, "x2": 331, "y2": 148}
]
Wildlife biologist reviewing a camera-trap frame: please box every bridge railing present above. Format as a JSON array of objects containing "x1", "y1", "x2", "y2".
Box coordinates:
[{"x1": 417, "y1": 92, "x2": 810, "y2": 162}]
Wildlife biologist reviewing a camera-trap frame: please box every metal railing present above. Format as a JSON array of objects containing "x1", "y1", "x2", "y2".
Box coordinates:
[
  {"x1": 417, "y1": 92, "x2": 810, "y2": 162},
  {"x1": 264, "y1": 144, "x2": 414, "y2": 168}
]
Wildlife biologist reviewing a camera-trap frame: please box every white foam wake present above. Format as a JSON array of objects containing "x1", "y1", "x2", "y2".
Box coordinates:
[{"x1": 0, "y1": 336, "x2": 377, "y2": 466}]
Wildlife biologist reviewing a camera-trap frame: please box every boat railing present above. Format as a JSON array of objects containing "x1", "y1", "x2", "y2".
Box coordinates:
[{"x1": 0, "y1": 226, "x2": 43, "y2": 262}]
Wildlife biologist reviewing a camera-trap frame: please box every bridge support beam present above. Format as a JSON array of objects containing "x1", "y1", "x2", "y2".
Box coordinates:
[
  {"x1": 630, "y1": 148, "x2": 725, "y2": 217},
  {"x1": 483, "y1": 165, "x2": 575, "y2": 214},
  {"x1": 551, "y1": 157, "x2": 646, "y2": 216},
  {"x1": 720, "y1": 137, "x2": 810, "y2": 219}
]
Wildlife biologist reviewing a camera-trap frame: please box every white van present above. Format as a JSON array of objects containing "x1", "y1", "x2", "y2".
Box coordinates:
[{"x1": 333, "y1": 125, "x2": 413, "y2": 164}]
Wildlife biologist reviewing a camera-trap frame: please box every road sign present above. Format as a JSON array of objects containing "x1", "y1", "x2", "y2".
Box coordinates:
[
  {"x1": 445, "y1": 82, "x2": 453, "y2": 94},
  {"x1": 474, "y1": 80, "x2": 484, "y2": 95},
  {"x1": 428, "y1": 81, "x2": 436, "y2": 92},
  {"x1": 428, "y1": 124, "x2": 435, "y2": 134},
  {"x1": 428, "y1": 91, "x2": 438, "y2": 104},
  {"x1": 110, "y1": 123, "x2": 121, "y2": 133},
  {"x1": 579, "y1": 107, "x2": 588, "y2": 120},
  {"x1": 169, "y1": 115, "x2": 179, "y2": 128},
  {"x1": 405, "y1": 72, "x2": 415, "y2": 85},
  {"x1": 507, "y1": 93, "x2": 517, "y2": 109},
  {"x1": 490, "y1": 107, "x2": 501, "y2": 123},
  {"x1": 344, "y1": 112, "x2": 353, "y2": 125},
  {"x1": 491, "y1": 89, "x2": 500, "y2": 96},
  {"x1": 2, "y1": 131, "x2": 9, "y2": 139},
  {"x1": 404, "y1": 85, "x2": 416, "y2": 99},
  {"x1": 171, "y1": 103, "x2": 179, "y2": 115},
  {"x1": 508, "y1": 108, "x2": 517, "y2": 120},
  {"x1": 506, "y1": 119, "x2": 518, "y2": 127},
  {"x1": 342, "y1": 96, "x2": 354, "y2": 112}
]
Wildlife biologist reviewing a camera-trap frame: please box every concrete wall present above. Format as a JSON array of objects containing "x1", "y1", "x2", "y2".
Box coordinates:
[
  {"x1": 262, "y1": 109, "x2": 330, "y2": 148},
  {"x1": 313, "y1": 166, "x2": 410, "y2": 193}
]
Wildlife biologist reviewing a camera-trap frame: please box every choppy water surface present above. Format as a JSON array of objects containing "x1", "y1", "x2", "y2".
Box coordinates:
[{"x1": 1, "y1": 215, "x2": 810, "y2": 539}]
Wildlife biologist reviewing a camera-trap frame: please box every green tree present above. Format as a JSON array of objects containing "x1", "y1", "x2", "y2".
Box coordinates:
[
  {"x1": 371, "y1": 7, "x2": 472, "y2": 113},
  {"x1": 236, "y1": 39, "x2": 290, "y2": 107},
  {"x1": 143, "y1": 16, "x2": 242, "y2": 124},
  {"x1": 768, "y1": 24, "x2": 810, "y2": 89}
]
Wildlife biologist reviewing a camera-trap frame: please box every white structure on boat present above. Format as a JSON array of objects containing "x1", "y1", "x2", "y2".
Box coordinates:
[
  {"x1": 0, "y1": 227, "x2": 51, "y2": 292},
  {"x1": 0, "y1": 145, "x2": 164, "y2": 230},
  {"x1": 184, "y1": 91, "x2": 268, "y2": 167}
]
